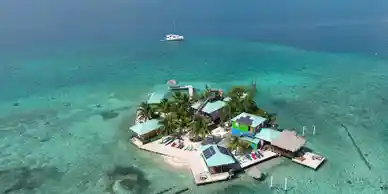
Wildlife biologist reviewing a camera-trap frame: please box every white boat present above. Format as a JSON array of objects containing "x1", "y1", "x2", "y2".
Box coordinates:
[
  {"x1": 164, "y1": 20, "x2": 184, "y2": 41},
  {"x1": 165, "y1": 34, "x2": 184, "y2": 41}
]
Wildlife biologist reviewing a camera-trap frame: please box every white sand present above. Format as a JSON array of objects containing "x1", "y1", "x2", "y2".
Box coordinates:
[{"x1": 162, "y1": 156, "x2": 190, "y2": 169}]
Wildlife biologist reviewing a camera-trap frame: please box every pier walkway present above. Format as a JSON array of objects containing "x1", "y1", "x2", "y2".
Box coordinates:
[
  {"x1": 169, "y1": 85, "x2": 194, "y2": 97},
  {"x1": 235, "y1": 150, "x2": 278, "y2": 169},
  {"x1": 292, "y1": 152, "x2": 326, "y2": 170}
]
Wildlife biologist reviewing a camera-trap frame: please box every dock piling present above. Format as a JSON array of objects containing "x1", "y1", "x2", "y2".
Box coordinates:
[
  {"x1": 270, "y1": 176, "x2": 273, "y2": 188},
  {"x1": 313, "y1": 125, "x2": 316, "y2": 135},
  {"x1": 284, "y1": 177, "x2": 288, "y2": 191}
]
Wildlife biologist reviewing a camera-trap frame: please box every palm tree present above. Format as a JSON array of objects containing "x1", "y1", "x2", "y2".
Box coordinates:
[
  {"x1": 226, "y1": 96, "x2": 243, "y2": 117},
  {"x1": 189, "y1": 115, "x2": 209, "y2": 142},
  {"x1": 241, "y1": 92, "x2": 258, "y2": 114},
  {"x1": 225, "y1": 85, "x2": 259, "y2": 116},
  {"x1": 227, "y1": 136, "x2": 251, "y2": 154},
  {"x1": 158, "y1": 98, "x2": 170, "y2": 113},
  {"x1": 219, "y1": 106, "x2": 231, "y2": 127},
  {"x1": 138, "y1": 101, "x2": 156, "y2": 120},
  {"x1": 191, "y1": 92, "x2": 202, "y2": 103},
  {"x1": 180, "y1": 93, "x2": 191, "y2": 109},
  {"x1": 172, "y1": 91, "x2": 183, "y2": 102},
  {"x1": 201, "y1": 90, "x2": 210, "y2": 100},
  {"x1": 227, "y1": 86, "x2": 248, "y2": 99},
  {"x1": 172, "y1": 92, "x2": 191, "y2": 110},
  {"x1": 263, "y1": 112, "x2": 277, "y2": 127},
  {"x1": 158, "y1": 114, "x2": 178, "y2": 136}
]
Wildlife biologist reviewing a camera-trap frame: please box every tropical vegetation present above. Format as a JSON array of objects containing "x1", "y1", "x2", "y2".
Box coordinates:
[
  {"x1": 138, "y1": 83, "x2": 275, "y2": 143},
  {"x1": 189, "y1": 115, "x2": 210, "y2": 141},
  {"x1": 137, "y1": 102, "x2": 158, "y2": 121},
  {"x1": 227, "y1": 136, "x2": 251, "y2": 154}
]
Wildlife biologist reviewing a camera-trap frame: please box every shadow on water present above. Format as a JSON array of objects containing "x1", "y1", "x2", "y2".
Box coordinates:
[{"x1": 0, "y1": 166, "x2": 62, "y2": 194}]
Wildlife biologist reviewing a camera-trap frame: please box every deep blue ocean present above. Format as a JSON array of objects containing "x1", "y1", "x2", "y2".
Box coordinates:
[{"x1": 1, "y1": 0, "x2": 388, "y2": 193}]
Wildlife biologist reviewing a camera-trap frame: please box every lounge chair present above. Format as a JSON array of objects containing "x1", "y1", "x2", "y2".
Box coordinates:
[
  {"x1": 312, "y1": 155, "x2": 323, "y2": 160},
  {"x1": 165, "y1": 138, "x2": 174, "y2": 146},
  {"x1": 253, "y1": 152, "x2": 260, "y2": 159},
  {"x1": 255, "y1": 151, "x2": 263, "y2": 158},
  {"x1": 160, "y1": 137, "x2": 171, "y2": 144},
  {"x1": 295, "y1": 156, "x2": 306, "y2": 161},
  {"x1": 200, "y1": 175, "x2": 207, "y2": 181},
  {"x1": 251, "y1": 153, "x2": 257, "y2": 160}
]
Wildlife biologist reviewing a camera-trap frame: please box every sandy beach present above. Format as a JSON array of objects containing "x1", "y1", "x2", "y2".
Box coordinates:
[{"x1": 162, "y1": 156, "x2": 191, "y2": 169}]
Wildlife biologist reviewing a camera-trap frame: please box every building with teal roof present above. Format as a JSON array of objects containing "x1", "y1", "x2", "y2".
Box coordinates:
[
  {"x1": 147, "y1": 90, "x2": 169, "y2": 104},
  {"x1": 200, "y1": 144, "x2": 236, "y2": 174},
  {"x1": 255, "y1": 128, "x2": 281, "y2": 142},
  {"x1": 232, "y1": 127, "x2": 281, "y2": 150},
  {"x1": 129, "y1": 119, "x2": 161, "y2": 142},
  {"x1": 191, "y1": 100, "x2": 227, "y2": 121},
  {"x1": 231, "y1": 112, "x2": 267, "y2": 137},
  {"x1": 230, "y1": 112, "x2": 283, "y2": 150}
]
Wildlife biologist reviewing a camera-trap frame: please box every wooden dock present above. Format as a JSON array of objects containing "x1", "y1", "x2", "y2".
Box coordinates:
[
  {"x1": 169, "y1": 85, "x2": 194, "y2": 97},
  {"x1": 130, "y1": 137, "x2": 144, "y2": 147},
  {"x1": 292, "y1": 152, "x2": 326, "y2": 170},
  {"x1": 188, "y1": 154, "x2": 230, "y2": 185},
  {"x1": 136, "y1": 140, "x2": 230, "y2": 185},
  {"x1": 246, "y1": 167, "x2": 263, "y2": 180},
  {"x1": 237, "y1": 150, "x2": 278, "y2": 169}
]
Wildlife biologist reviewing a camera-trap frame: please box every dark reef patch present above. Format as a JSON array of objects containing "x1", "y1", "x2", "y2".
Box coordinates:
[
  {"x1": 103, "y1": 165, "x2": 150, "y2": 194},
  {"x1": 100, "y1": 110, "x2": 119, "y2": 120},
  {"x1": 0, "y1": 166, "x2": 62, "y2": 193}
]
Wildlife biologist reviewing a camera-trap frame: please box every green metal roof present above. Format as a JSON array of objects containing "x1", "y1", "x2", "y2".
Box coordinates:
[
  {"x1": 129, "y1": 119, "x2": 161, "y2": 135},
  {"x1": 191, "y1": 100, "x2": 226, "y2": 114},
  {"x1": 231, "y1": 112, "x2": 267, "y2": 127},
  {"x1": 200, "y1": 144, "x2": 235, "y2": 167},
  {"x1": 255, "y1": 128, "x2": 281, "y2": 142},
  {"x1": 147, "y1": 91, "x2": 168, "y2": 104},
  {"x1": 239, "y1": 135, "x2": 260, "y2": 144}
]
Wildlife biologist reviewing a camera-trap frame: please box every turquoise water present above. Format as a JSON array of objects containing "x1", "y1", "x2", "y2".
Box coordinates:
[
  {"x1": 1, "y1": 38, "x2": 388, "y2": 194},
  {"x1": 1, "y1": 0, "x2": 388, "y2": 193}
]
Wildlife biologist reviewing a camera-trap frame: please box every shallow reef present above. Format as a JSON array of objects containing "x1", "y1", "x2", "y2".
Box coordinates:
[
  {"x1": 0, "y1": 166, "x2": 62, "y2": 193},
  {"x1": 100, "y1": 110, "x2": 120, "y2": 120},
  {"x1": 99, "y1": 165, "x2": 150, "y2": 194}
]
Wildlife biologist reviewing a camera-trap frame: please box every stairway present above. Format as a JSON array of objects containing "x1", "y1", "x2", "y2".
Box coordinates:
[{"x1": 195, "y1": 97, "x2": 210, "y2": 115}]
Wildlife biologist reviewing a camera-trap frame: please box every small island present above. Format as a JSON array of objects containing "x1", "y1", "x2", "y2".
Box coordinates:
[{"x1": 129, "y1": 80, "x2": 325, "y2": 186}]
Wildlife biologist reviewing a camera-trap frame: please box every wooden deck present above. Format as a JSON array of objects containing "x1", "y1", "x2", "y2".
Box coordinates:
[
  {"x1": 193, "y1": 172, "x2": 230, "y2": 185},
  {"x1": 188, "y1": 86, "x2": 194, "y2": 97},
  {"x1": 137, "y1": 140, "x2": 231, "y2": 185},
  {"x1": 236, "y1": 150, "x2": 278, "y2": 169},
  {"x1": 292, "y1": 152, "x2": 326, "y2": 170},
  {"x1": 169, "y1": 85, "x2": 194, "y2": 97},
  {"x1": 130, "y1": 137, "x2": 144, "y2": 147},
  {"x1": 188, "y1": 154, "x2": 231, "y2": 185}
]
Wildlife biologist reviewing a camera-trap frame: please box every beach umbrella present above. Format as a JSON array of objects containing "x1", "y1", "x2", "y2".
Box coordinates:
[{"x1": 167, "y1": 79, "x2": 177, "y2": 85}]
